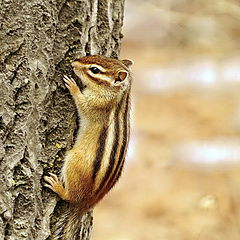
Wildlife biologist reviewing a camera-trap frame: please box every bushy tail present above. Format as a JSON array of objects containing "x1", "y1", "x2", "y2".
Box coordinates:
[{"x1": 52, "y1": 206, "x2": 93, "y2": 240}]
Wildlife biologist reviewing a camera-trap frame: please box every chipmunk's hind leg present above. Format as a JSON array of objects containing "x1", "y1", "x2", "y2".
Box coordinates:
[{"x1": 44, "y1": 173, "x2": 70, "y2": 201}]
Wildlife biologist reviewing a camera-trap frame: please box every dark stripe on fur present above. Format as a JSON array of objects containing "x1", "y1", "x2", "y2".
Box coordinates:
[
  {"x1": 95, "y1": 96, "x2": 124, "y2": 194},
  {"x1": 104, "y1": 93, "x2": 130, "y2": 192},
  {"x1": 86, "y1": 73, "x2": 111, "y2": 86},
  {"x1": 96, "y1": 93, "x2": 130, "y2": 199},
  {"x1": 92, "y1": 125, "x2": 109, "y2": 182}
]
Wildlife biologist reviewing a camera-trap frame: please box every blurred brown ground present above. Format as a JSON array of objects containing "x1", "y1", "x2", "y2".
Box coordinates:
[{"x1": 92, "y1": 1, "x2": 240, "y2": 239}]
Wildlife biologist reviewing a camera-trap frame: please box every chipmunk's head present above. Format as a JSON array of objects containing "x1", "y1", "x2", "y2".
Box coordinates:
[{"x1": 71, "y1": 55, "x2": 133, "y2": 101}]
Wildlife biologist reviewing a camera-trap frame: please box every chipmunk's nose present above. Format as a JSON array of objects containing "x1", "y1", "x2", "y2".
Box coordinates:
[{"x1": 71, "y1": 61, "x2": 79, "y2": 68}]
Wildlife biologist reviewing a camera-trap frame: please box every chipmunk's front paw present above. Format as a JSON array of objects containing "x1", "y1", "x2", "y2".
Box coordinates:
[
  {"x1": 63, "y1": 75, "x2": 80, "y2": 95},
  {"x1": 44, "y1": 173, "x2": 68, "y2": 200}
]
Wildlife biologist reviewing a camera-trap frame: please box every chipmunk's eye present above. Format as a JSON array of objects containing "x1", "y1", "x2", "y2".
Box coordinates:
[{"x1": 89, "y1": 67, "x2": 101, "y2": 74}]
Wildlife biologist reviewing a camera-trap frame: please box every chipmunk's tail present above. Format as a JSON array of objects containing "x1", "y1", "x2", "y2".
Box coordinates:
[{"x1": 52, "y1": 206, "x2": 93, "y2": 240}]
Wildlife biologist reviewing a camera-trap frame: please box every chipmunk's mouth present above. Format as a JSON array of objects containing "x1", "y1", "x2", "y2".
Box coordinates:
[
  {"x1": 71, "y1": 69, "x2": 86, "y2": 92},
  {"x1": 70, "y1": 60, "x2": 86, "y2": 91}
]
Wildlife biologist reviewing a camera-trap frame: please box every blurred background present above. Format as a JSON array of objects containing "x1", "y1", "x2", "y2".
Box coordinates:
[{"x1": 93, "y1": 0, "x2": 240, "y2": 239}]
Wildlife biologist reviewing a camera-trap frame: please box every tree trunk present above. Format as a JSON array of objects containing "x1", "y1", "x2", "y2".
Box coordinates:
[{"x1": 0, "y1": 0, "x2": 125, "y2": 239}]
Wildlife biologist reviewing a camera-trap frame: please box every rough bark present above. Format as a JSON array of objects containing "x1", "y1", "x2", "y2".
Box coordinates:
[{"x1": 0, "y1": 0, "x2": 125, "y2": 239}]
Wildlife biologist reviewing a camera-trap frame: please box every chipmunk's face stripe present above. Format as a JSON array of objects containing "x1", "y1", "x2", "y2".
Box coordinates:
[
  {"x1": 92, "y1": 124, "x2": 109, "y2": 182},
  {"x1": 95, "y1": 96, "x2": 124, "y2": 195},
  {"x1": 85, "y1": 72, "x2": 111, "y2": 86},
  {"x1": 86, "y1": 71, "x2": 112, "y2": 83}
]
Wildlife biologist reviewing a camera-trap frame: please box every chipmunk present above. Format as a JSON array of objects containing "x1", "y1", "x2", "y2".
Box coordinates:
[{"x1": 44, "y1": 55, "x2": 133, "y2": 239}]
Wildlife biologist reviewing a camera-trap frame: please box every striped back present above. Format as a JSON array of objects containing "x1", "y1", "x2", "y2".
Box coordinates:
[{"x1": 92, "y1": 90, "x2": 131, "y2": 201}]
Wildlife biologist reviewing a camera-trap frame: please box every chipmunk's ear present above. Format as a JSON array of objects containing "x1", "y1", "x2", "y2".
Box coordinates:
[
  {"x1": 121, "y1": 59, "x2": 134, "y2": 67},
  {"x1": 114, "y1": 71, "x2": 128, "y2": 84}
]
